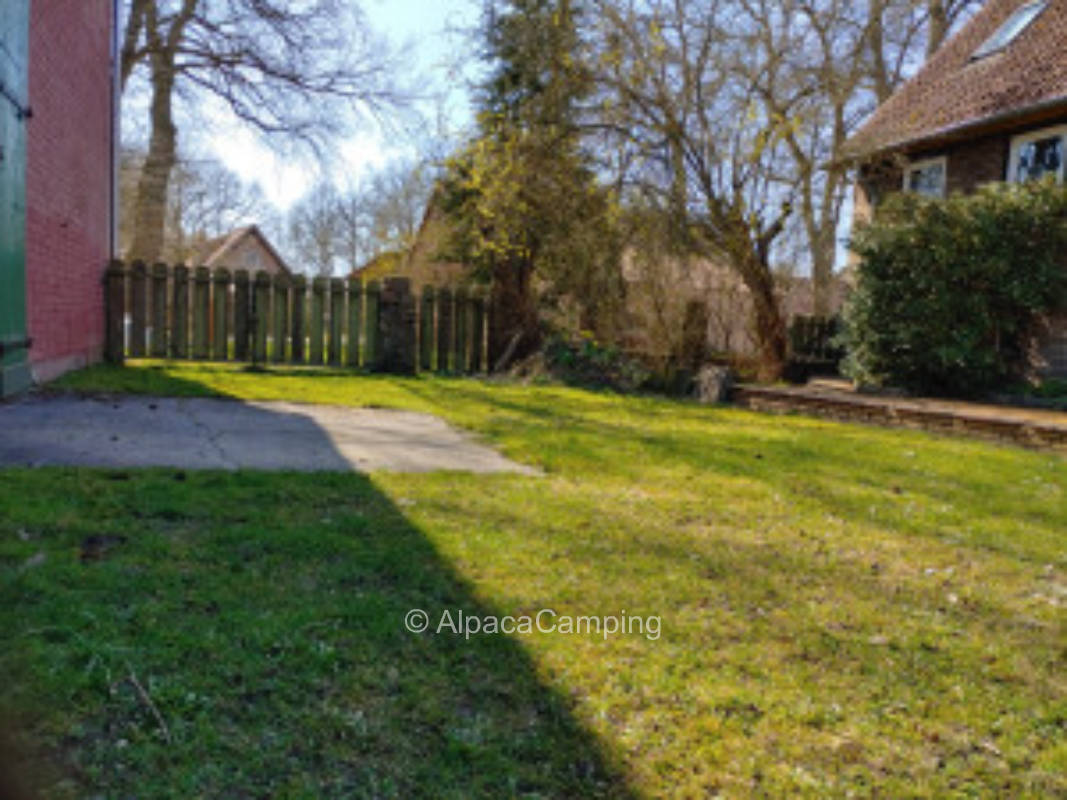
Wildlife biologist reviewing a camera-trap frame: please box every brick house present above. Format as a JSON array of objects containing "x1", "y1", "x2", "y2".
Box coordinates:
[
  {"x1": 0, "y1": 1, "x2": 117, "y2": 395},
  {"x1": 843, "y1": 0, "x2": 1067, "y2": 375},
  {"x1": 189, "y1": 225, "x2": 292, "y2": 276}
]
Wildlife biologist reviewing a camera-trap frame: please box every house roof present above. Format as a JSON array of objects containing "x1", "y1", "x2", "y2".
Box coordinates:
[
  {"x1": 189, "y1": 225, "x2": 292, "y2": 274},
  {"x1": 843, "y1": 0, "x2": 1067, "y2": 160},
  {"x1": 350, "y1": 249, "x2": 406, "y2": 281}
]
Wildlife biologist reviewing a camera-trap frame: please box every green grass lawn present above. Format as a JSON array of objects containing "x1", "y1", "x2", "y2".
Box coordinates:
[{"x1": 2, "y1": 361, "x2": 1065, "y2": 797}]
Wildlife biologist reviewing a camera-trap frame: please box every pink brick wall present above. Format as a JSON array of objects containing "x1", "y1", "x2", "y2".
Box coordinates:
[{"x1": 25, "y1": 0, "x2": 113, "y2": 382}]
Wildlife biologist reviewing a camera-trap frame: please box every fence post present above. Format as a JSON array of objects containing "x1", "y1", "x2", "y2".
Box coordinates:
[
  {"x1": 377, "y1": 277, "x2": 416, "y2": 374},
  {"x1": 309, "y1": 276, "x2": 326, "y2": 365},
  {"x1": 172, "y1": 265, "x2": 188, "y2": 359},
  {"x1": 233, "y1": 269, "x2": 250, "y2": 361},
  {"x1": 486, "y1": 285, "x2": 508, "y2": 372},
  {"x1": 105, "y1": 259, "x2": 125, "y2": 363},
  {"x1": 436, "y1": 287, "x2": 453, "y2": 373},
  {"x1": 454, "y1": 287, "x2": 469, "y2": 373},
  {"x1": 252, "y1": 271, "x2": 270, "y2": 364},
  {"x1": 212, "y1": 268, "x2": 229, "y2": 360},
  {"x1": 471, "y1": 291, "x2": 485, "y2": 373},
  {"x1": 273, "y1": 272, "x2": 289, "y2": 363},
  {"x1": 364, "y1": 280, "x2": 380, "y2": 370},
  {"x1": 329, "y1": 277, "x2": 344, "y2": 366},
  {"x1": 402, "y1": 281, "x2": 417, "y2": 374},
  {"x1": 129, "y1": 261, "x2": 147, "y2": 357},
  {"x1": 291, "y1": 275, "x2": 306, "y2": 364},
  {"x1": 150, "y1": 263, "x2": 168, "y2": 357},
  {"x1": 192, "y1": 267, "x2": 210, "y2": 359},
  {"x1": 346, "y1": 278, "x2": 362, "y2": 367},
  {"x1": 420, "y1": 286, "x2": 435, "y2": 372}
]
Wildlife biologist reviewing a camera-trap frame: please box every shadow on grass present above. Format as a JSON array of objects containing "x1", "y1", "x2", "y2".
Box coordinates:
[
  {"x1": 54, "y1": 361, "x2": 415, "y2": 394},
  {"x1": 48, "y1": 361, "x2": 236, "y2": 398},
  {"x1": 60, "y1": 365, "x2": 1063, "y2": 540},
  {"x1": 0, "y1": 397, "x2": 633, "y2": 797},
  {"x1": 56, "y1": 365, "x2": 1066, "y2": 560}
]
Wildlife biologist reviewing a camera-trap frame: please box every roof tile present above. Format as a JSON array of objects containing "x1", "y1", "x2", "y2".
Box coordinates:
[{"x1": 844, "y1": 0, "x2": 1067, "y2": 158}]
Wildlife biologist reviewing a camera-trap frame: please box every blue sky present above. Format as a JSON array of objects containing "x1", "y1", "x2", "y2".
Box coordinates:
[{"x1": 208, "y1": 0, "x2": 482, "y2": 211}]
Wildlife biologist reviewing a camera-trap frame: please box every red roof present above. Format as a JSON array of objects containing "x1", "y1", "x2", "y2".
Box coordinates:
[{"x1": 843, "y1": 0, "x2": 1067, "y2": 158}]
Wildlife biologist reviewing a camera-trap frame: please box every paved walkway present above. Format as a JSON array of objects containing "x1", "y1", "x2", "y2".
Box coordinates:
[
  {"x1": 0, "y1": 396, "x2": 538, "y2": 474},
  {"x1": 734, "y1": 379, "x2": 1067, "y2": 450}
]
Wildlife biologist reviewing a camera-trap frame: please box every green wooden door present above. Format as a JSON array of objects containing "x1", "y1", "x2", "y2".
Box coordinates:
[{"x1": 0, "y1": 0, "x2": 31, "y2": 396}]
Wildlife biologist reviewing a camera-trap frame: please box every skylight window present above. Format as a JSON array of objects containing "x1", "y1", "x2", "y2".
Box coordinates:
[{"x1": 972, "y1": 1, "x2": 1046, "y2": 59}]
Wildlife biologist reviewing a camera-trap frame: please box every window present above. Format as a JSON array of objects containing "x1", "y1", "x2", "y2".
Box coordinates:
[
  {"x1": 903, "y1": 157, "x2": 947, "y2": 197},
  {"x1": 972, "y1": 1, "x2": 1046, "y2": 60},
  {"x1": 1008, "y1": 125, "x2": 1067, "y2": 184}
]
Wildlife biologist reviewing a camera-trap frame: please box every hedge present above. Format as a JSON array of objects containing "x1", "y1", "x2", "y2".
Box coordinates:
[{"x1": 843, "y1": 180, "x2": 1067, "y2": 397}]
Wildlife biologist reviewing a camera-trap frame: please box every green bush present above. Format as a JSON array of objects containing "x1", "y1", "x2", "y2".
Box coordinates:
[
  {"x1": 542, "y1": 331, "x2": 652, "y2": 392},
  {"x1": 843, "y1": 180, "x2": 1067, "y2": 396}
]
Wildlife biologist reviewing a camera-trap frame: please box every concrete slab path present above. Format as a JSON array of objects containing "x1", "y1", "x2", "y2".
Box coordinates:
[{"x1": 0, "y1": 395, "x2": 537, "y2": 474}]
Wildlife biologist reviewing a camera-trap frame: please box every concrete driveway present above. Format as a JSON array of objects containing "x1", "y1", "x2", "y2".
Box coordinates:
[{"x1": 0, "y1": 395, "x2": 537, "y2": 474}]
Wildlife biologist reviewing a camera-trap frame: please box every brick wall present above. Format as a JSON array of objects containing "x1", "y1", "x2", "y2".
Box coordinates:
[
  {"x1": 942, "y1": 134, "x2": 1008, "y2": 193},
  {"x1": 25, "y1": 0, "x2": 113, "y2": 383},
  {"x1": 852, "y1": 135, "x2": 1009, "y2": 216},
  {"x1": 852, "y1": 160, "x2": 903, "y2": 227},
  {"x1": 939, "y1": 114, "x2": 1067, "y2": 193}
]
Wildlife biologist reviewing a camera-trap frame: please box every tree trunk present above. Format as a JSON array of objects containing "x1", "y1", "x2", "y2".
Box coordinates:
[
  {"x1": 736, "y1": 257, "x2": 787, "y2": 381},
  {"x1": 125, "y1": 0, "x2": 197, "y2": 264},
  {"x1": 810, "y1": 213, "x2": 838, "y2": 317},
  {"x1": 128, "y1": 62, "x2": 177, "y2": 263},
  {"x1": 812, "y1": 254, "x2": 834, "y2": 317},
  {"x1": 799, "y1": 188, "x2": 838, "y2": 318},
  {"x1": 868, "y1": 0, "x2": 893, "y2": 103},
  {"x1": 489, "y1": 256, "x2": 540, "y2": 369},
  {"x1": 927, "y1": 0, "x2": 948, "y2": 57}
]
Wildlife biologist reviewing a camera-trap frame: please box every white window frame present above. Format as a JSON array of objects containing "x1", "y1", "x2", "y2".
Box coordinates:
[
  {"x1": 902, "y1": 156, "x2": 948, "y2": 197},
  {"x1": 1007, "y1": 124, "x2": 1067, "y2": 184}
]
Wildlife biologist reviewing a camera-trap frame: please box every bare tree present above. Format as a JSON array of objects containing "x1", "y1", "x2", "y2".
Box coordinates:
[
  {"x1": 926, "y1": 0, "x2": 981, "y2": 56},
  {"x1": 119, "y1": 147, "x2": 273, "y2": 262},
  {"x1": 285, "y1": 159, "x2": 433, "y2": 277},
  {"x1": 778, "y1": 0, "x2": 980, "y2": 310},
  {"x1": 121, "y1": 0, "x2": 403, "y2": 263},
  {"x1": 365, "y1": 159, "x2": 435, "y2": 255},
  {"x1": 590, "y1": 0, "x2": 796, "y2": 378},
  {"x1": 597, "y1": 0, "x2": 981, "y2": 330},
  {"x1": 334, "y1": 187, "x2": 372, "y2": 275},
  {"x1": 288, "y1": 183, "x2": 342, "y2": 277},
  {"x1": 865, "y1": 0, "x2": 980, "y2": 102},
  {"x1": 735, "y1": 0, "x2": 879, "y2": 315},
  {"x1": 167, "y1": 158, "x2": 275, "y2": 259}
]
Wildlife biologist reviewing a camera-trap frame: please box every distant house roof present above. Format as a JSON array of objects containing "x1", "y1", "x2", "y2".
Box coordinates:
[
  {"x1": 350, "y1": 249, "x2": 407, "y2": 281},
  {"x1": 189, "y1": 225, "x2": 292, "y2": 274},
  {"x1": 843, "y1": 0, "x2": 1067, "y2": 160},
  {"x1": 347, "y1": 193, "x2": 470, "y2": 288}
]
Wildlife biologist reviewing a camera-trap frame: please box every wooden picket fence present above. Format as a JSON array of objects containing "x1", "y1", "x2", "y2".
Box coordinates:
[{"x1": 104, "y1": 261, "x2": 490, "y2": 374}]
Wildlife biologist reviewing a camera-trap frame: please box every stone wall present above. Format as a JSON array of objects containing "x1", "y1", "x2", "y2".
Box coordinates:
[{"x1": 733, "y1": 385, "x2": 1067, "y2": 451}]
